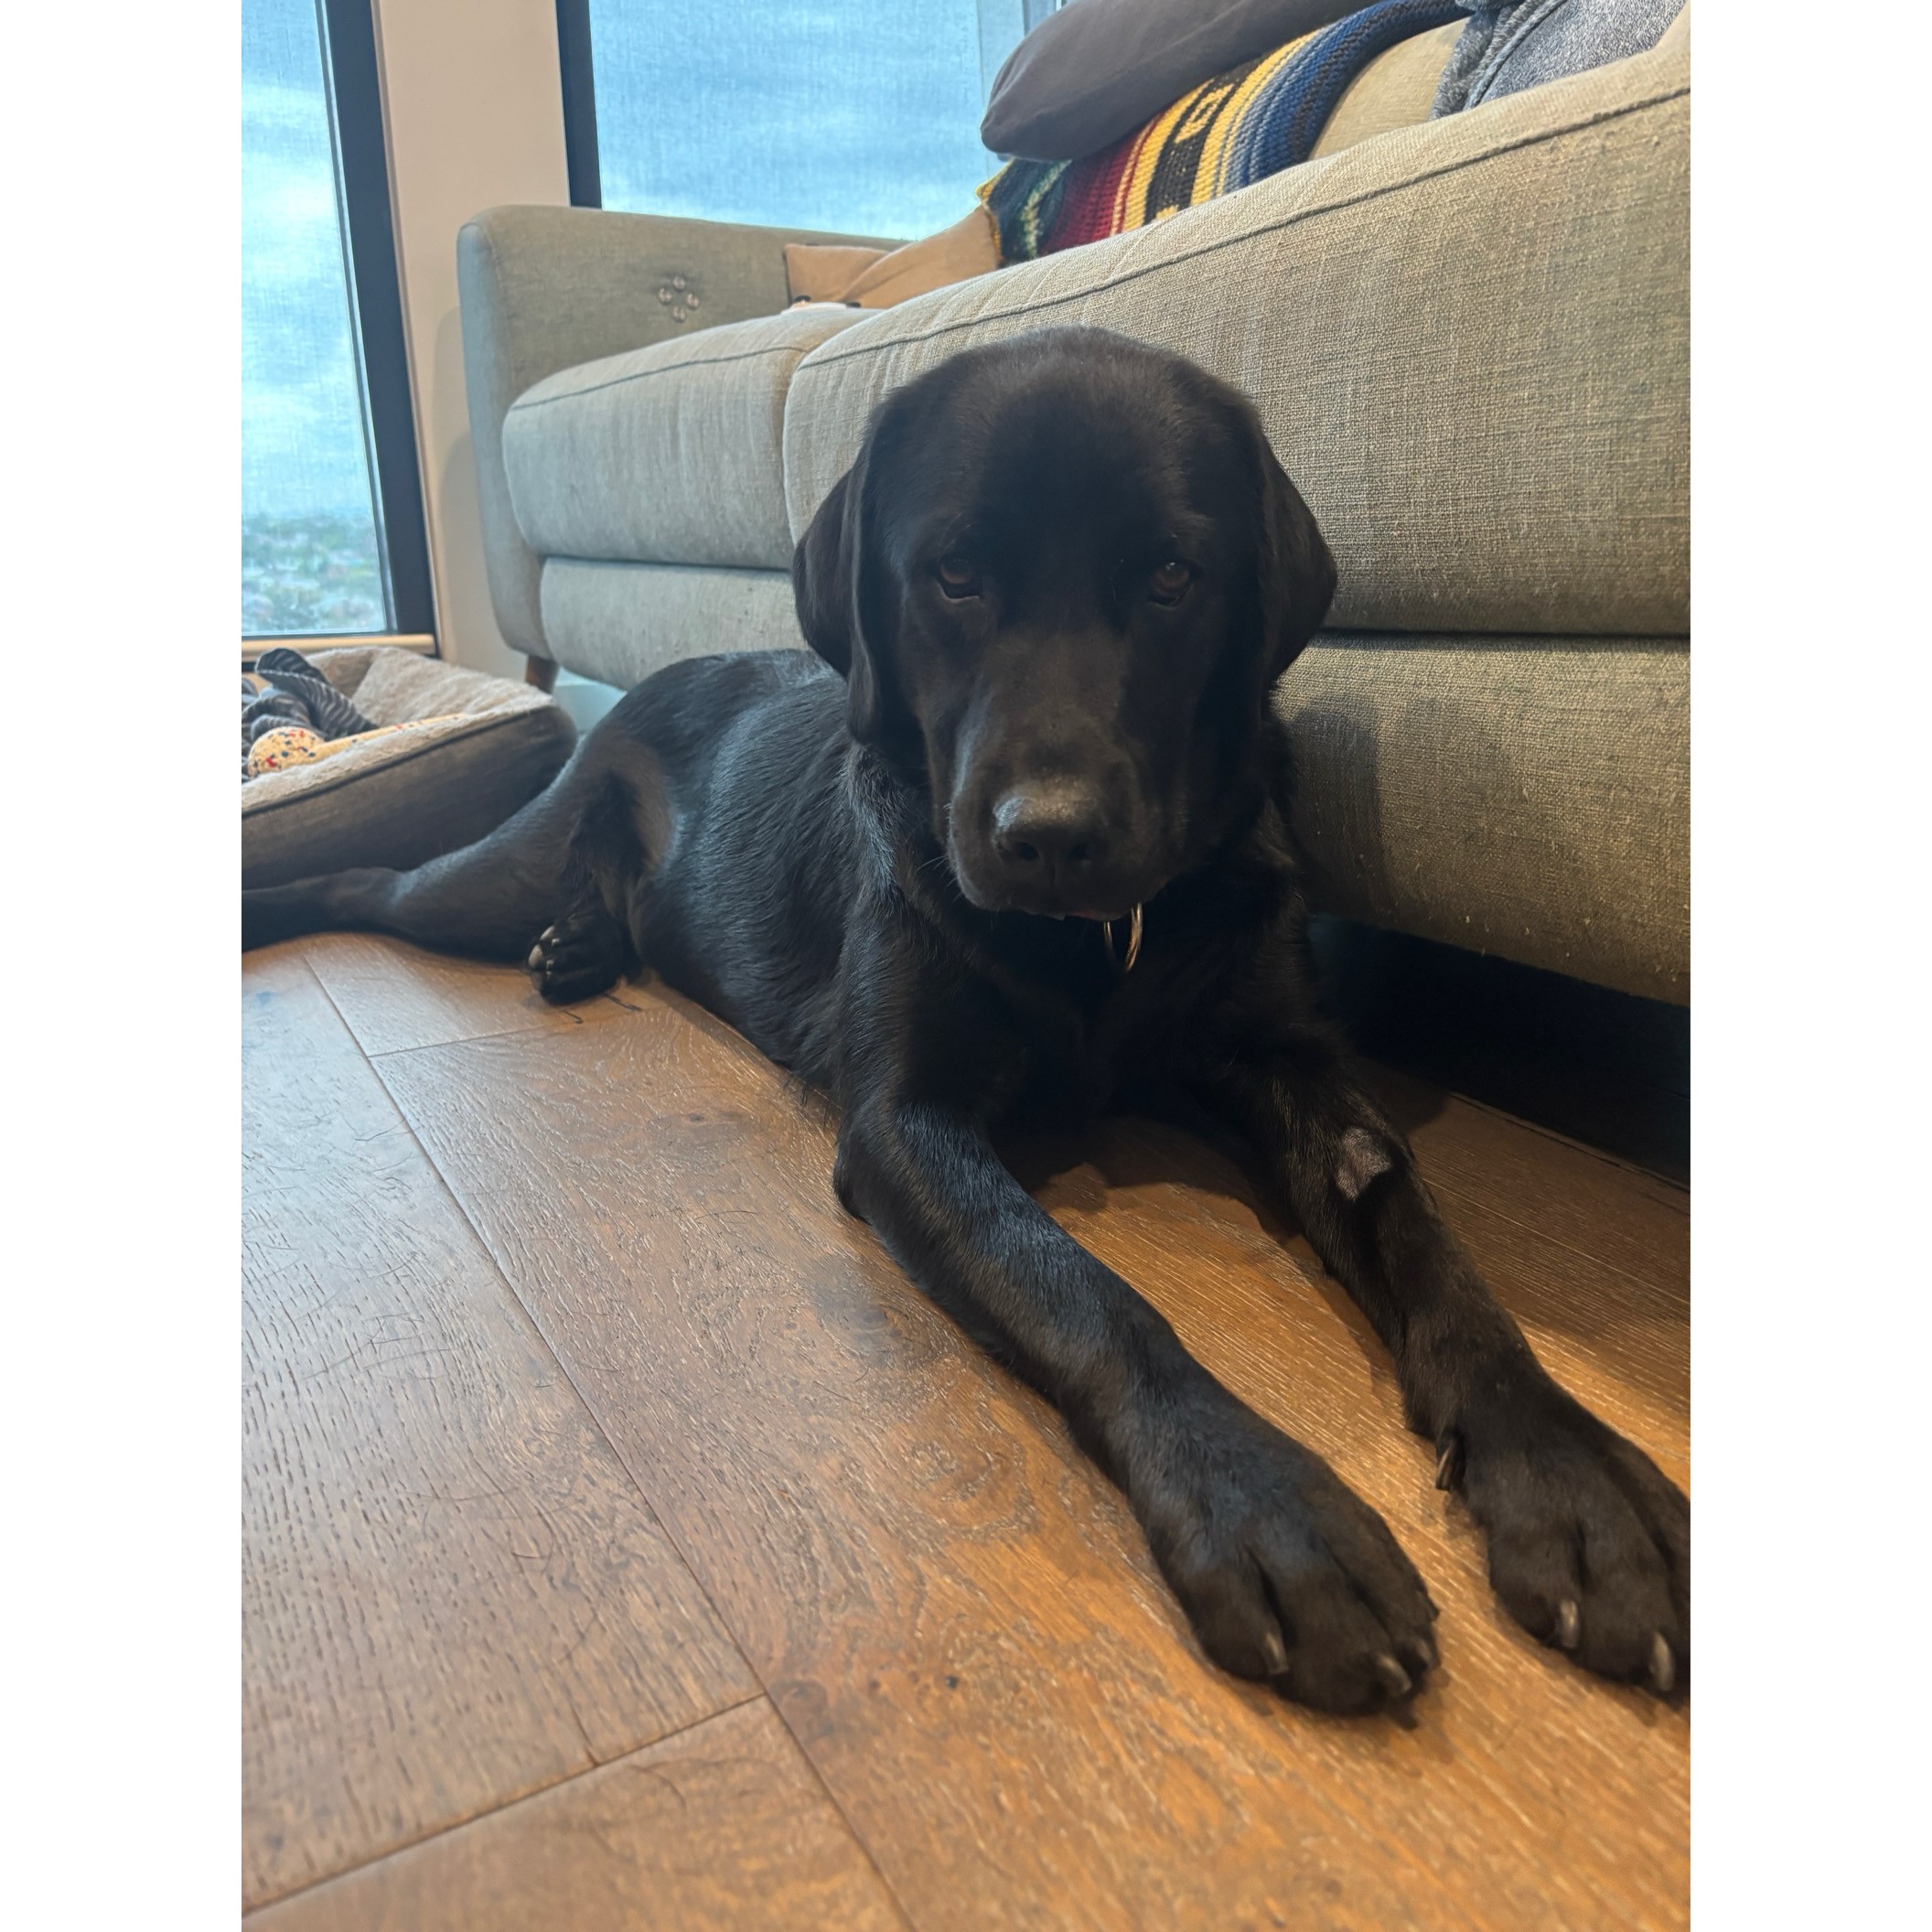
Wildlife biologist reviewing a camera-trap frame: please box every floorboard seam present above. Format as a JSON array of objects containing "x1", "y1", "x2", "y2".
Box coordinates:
[
  {"x1": 1444, "y1": 1088, "x2": 1690, "y2": 1198},
  {"x1": 248, "y1": 960, "x2": 782, "y2": 1912},
  {"x1": 297, "y1": 938, "x2": 597, "y2": 1058},
  {"x1": 339, "y1": 964, "x2": 1680, "y2": 1931},
  {"x1": 242, "y1": 1690, "x2": 772, "y2": 1919},
  {"x1": 360, "y1": 1035, "x2": 921, "y2": 1932},
  {"x1": 1423, "y1": 1169, "x2": 1688, "y2": 1305}
]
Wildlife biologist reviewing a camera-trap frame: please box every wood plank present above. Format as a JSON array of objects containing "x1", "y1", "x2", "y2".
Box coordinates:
[
  {"x1": 1031, "y1": 1113, "x2": 1688, "y2": 1478},
  {"x1": 298, "y1": 931, "x2": 651, "y2": 1057},
  {"x1": 1368, "y1": 1065, "x2": 1690, "y2": 1296},
  {"x1": 1451, "y1": 1191, "x2": 1688, "y2": 1461},
  {"x1": 242, "y1": 953, "x2": 756, "y2": 1910},
  {"x1": 376, "y1": 980, "x2": 1690, "y2": 1932},
  {"x1": 249, "y1": 1699, "x2": 904, "y2": 1932}
]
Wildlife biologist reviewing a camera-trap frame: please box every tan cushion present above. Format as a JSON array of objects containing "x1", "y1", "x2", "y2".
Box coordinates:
[
  {"x1": 503, "y1": 308, "x2": 864, "y2": 573},
  {"x1": 785, "y1": 31, "x2": 1689, "y2": 639},
  {"x1": 783, "y1": 242, "x2": 890, "y2": 304},
  {"x1": 1307, "y1": 19, "x2": 1463, "y2": 157},
  {"x1": 786, "y1": 209, "x2": 1002, "y2": 313}
]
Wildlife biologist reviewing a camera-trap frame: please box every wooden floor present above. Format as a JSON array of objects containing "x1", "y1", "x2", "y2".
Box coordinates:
[{"x1": 242, "y1": 934, "x2": 1689, "y2": 1930}]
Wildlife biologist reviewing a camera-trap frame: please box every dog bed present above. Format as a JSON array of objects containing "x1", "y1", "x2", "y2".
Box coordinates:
[{"x1": 241, "y1": 647, "x2": 576, "y2": 889}]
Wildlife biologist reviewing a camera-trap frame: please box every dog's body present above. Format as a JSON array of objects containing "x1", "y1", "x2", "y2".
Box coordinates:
[{"x1": 246, "y1": 329, "x2": 1688, "y2": 1714}]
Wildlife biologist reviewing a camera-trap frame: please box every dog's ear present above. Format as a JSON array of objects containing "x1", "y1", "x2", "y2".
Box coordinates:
[
  {"x1": 1252, "y1": 426, "x2": 1337, "y2": 680},
  {"x1": 792, "y1": 459, "x2": 887, "y2": 744}
]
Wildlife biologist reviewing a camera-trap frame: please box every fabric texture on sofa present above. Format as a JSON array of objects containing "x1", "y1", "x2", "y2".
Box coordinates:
[
  {"x1": 784, "y1": 29, "x2": 1689, "y2": 639},
  {"x1": 538, "y1": 559, "x2": 803, "y2": 692},
  {"x1": 1280, "y1": 635, "x2": 1687, "y2": 1000},
  {"x1": 504, "y1": 307, "x2": 864, "y2": 574},
  {"x1": 459, "y1": 207, "x2": 896, "y2": 655}
]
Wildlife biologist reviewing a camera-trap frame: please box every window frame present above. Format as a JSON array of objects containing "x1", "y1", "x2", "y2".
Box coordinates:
[
  {"x1": 244, "y1": 0, "x2": 435, "y2": 649},
  {"x1": 555, "y1": 0, "x2": 604, "y2": 208}
]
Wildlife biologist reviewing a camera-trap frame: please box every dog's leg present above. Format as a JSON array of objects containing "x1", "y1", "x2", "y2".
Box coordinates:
[
  {"x1": 1198, "y1": 1037, "x2": 1689, "y2": 1694},
  {"x1": 525, "y1": 772, "x2": 645, "y2": 1004},
  {"x1": 834, "y1": 1094, "x2": 1439, "y2": 1714}
]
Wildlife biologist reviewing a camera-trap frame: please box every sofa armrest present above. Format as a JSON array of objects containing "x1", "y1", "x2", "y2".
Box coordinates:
[{"x1": 457, "y1": 205, "x2": 896, "y2": 659}]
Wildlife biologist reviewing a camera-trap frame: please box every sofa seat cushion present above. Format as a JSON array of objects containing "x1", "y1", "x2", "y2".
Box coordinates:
[
  {"x1": 538, "y1": 559, "x2": 805, "y2": 692},
  {"x1": 504, "y1": 307, "x2": 864, "y2": 572},
  {"x1": 524, "y1": 564, "x2": 1689, "y2": 1001},
  {"x1": 1282, "y1": 634, "x2": 1687, "y2": 1001},
  {"x1": 785, "y1": 29, "x2": 1688, "y2": 639}
]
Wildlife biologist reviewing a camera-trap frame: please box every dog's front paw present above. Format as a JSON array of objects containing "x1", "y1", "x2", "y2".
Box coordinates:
[
  {"x1": 1141, "y1": 1398, "x2": 1438, "y2": 1715},
  {"x1": 526, "y1": 908, "x2": 626, "y2": 1004},
  {"x1": 1443, "y1": 1382, "x2": 1689, "y2": 1693}
]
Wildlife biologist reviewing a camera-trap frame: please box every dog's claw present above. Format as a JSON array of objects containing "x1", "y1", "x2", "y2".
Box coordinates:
[
  {"x1": 1374, "y1": 1654, "x2": 1412, "y2": 1700},
  {"x1": 527, "y1": 943, "x2": 545, "y2": 971},
  {"x1": 1397, "y1": 1634, "x2": 1437, "y2": 1678},
  {"x1": 1648, "y1": 1633, "x2": 1676, "y2": 1695},
  {"x1": 1262, "y1": 1628, "x2": 1289, "y2": 1676},
  {"x1": 1433, "y1": 1429, "x2": 1465, "y2": 1492},
  {"x1": 1555, "y1": 1599, "x2": 1581, "y2": 1650}
]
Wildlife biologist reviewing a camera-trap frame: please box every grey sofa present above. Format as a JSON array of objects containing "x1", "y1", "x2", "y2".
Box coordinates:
[{"x1": 457, "y1": 22, "x2": 1689, "y2": 1004}]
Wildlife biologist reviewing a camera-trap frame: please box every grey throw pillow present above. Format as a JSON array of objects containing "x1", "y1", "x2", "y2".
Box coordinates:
[
  {"x1": 1433, "y1": 0, "x2": 1683, "y2": 115},
  {"x1": 981, "y1": 0, "x2": 1368, "y2": 162}
]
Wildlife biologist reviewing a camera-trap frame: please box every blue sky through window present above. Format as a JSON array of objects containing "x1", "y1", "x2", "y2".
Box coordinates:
[
  {"x1": 588, "y1": 2, "x2": 1027, "y2": 238},
  {"x1": 239, "y1": 3, "x2": 1032, "y2": 637},
  {"x1": 242, "y1": 0, "x2": 386, "y2": 636}
]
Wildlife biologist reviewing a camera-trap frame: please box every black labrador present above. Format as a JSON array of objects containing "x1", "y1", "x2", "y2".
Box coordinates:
[{"x1": 245, "y1": 327, "x2": 1688, "y2": 1715}]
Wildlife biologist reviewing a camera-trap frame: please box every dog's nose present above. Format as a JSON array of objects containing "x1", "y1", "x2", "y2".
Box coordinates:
[{"x1": 992, "y1": 784, "x2": 1110, "y2": 878}]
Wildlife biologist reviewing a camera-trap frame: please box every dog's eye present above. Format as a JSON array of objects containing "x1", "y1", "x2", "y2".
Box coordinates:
[
  {"x1": 1148, "y1": 560, "x2": 1196, "y2": 606},
  {"x1": 934, "y1": 555, "x2": 982, "y2": 600}
]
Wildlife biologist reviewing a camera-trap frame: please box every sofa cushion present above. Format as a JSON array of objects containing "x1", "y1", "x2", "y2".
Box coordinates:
[
  {"x1": 521, "y1": 558, "x2": 1690, "y2": 1001},
  {"x1": 1282, "y1": 635, "x2": 1687, "y2": 1002},
  {"x1": 1307, "y1": 17, "x2": 1463, "y2": 156},
  {"x1": 539, "y1": 559, "x2": 804, "y2": 692},
  {"x1": 504, "y1": 308, "x2": 864, "y2": 573},
  {"x1": 785, "y1": 28, "x2": 1688, "y2": 639}
]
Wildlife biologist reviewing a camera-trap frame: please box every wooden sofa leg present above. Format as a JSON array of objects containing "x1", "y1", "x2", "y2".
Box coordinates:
[{"x1": 524, "y1": 655, "x2": 560, "y2": 693}]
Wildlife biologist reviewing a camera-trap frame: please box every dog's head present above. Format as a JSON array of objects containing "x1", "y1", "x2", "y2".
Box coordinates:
[{"x1": 793, "y1": 327, "x2": 1335, "y2": 920}]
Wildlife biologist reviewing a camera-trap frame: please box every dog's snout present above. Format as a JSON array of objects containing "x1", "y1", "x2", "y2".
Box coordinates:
[{"x1": 992, "y1": 783, "x2": 1110, "y2": 877}]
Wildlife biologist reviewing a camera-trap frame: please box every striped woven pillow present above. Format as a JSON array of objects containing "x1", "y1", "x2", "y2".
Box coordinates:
[{"x1": 981, "y1": 0, "x2": 1464, "y2": 263}]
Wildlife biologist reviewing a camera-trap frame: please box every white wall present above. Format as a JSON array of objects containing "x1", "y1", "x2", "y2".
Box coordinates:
[{"x1": 372, "y1": 0, "x2": 569, "y2": 677}]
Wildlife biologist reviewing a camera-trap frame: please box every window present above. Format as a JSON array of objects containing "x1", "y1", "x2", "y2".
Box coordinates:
[
  {"x1": 242, "y1": 0, "x2": 430, "y2": 642},
  {"x1": 570, "y1": 2, "x2": 1050, "y2": 239}
]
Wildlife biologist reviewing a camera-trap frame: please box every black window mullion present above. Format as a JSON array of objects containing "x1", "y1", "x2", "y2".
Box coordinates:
[
  {"x1": 315, "y1": 0, "x2": 435, "y2": 639},
  {"x1": 555, "y1": 0, "x2": 603, "y2": 209}
]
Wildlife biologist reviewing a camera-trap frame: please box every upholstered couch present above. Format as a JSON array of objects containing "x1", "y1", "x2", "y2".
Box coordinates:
[{"x1": 456, "y1": 19, "x2": 1688, "y2": 1002}]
